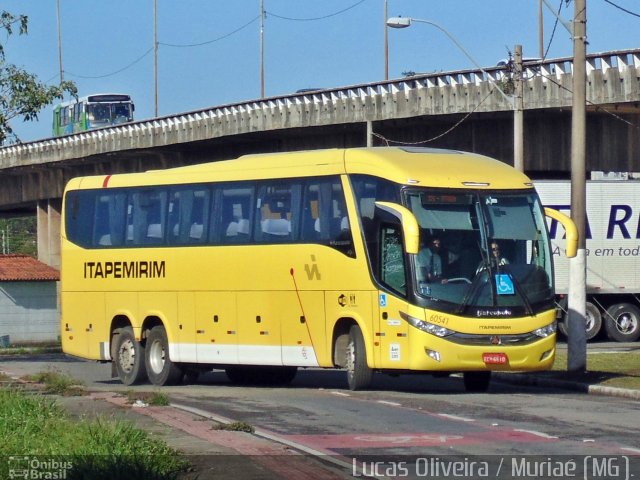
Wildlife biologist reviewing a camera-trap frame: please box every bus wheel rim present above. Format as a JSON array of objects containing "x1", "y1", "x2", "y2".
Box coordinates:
[
  {"x1": 118, "y1": 339, "x2": 136, "y2": 373},
  {"x1": 346, "y1": 341, "x2": 355, "y2": 377},
  {"x1": 149, "y1": 339, "x2": 165, "y2": 374}
]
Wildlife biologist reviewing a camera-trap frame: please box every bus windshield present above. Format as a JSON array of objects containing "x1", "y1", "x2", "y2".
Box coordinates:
[
  {"x1": 87, "y1": 103, "x2": 133, "y2": 125},
  {"x1": 405, "y1": 189, "x2": 553, "y2": 316}
]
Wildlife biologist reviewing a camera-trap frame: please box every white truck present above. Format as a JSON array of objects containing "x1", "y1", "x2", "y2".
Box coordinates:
[{"x1": 535, "y1": 176, "x2": 640, "y2": 342}]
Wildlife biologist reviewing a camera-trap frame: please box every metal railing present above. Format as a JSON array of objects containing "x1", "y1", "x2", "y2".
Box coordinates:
[{"x1": 1, "y1": 48, "x2": 638, "y2": 163}]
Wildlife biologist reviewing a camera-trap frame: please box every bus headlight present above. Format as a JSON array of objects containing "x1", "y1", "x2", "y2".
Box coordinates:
[
  {"x1": 402, "y1": 313, "x2": 454, "y2": 337},
  {"x1": 533, "y1": 322, "x2": 556, "y2": 338}
]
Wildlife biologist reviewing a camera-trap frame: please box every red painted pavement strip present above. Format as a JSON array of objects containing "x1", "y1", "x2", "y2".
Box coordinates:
[
  {"x1": 282, "y1": 429, "x2": 557, "y2": 450},
  {"x1": 91, "y1": 393, "x2": 347, "y2": 480}
]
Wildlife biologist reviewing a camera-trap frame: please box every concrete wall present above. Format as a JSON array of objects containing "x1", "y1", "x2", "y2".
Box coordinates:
[{"x1": 0, "y1": 281, "x2": 59, "y2": 344}]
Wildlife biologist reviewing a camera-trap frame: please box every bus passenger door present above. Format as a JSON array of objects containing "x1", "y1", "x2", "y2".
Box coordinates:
[
  {"x1": 376, "y1": 294, "x2": 410, "y2": 369},
  {"x1": 195, "y1": 292, "x2": 238, "y2": 365},
  {"x1": 375, "y1": 222, "x2": 411, "y2": 369}
]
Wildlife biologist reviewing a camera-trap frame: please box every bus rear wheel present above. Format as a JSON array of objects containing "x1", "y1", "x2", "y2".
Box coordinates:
[
  {"x1": 145, "y1": 325, "x2": 183, "y2": 386},
  {"x1": 113, "y1": 326, "x2": 147, "y2": 386},
  {"x1": 346, "y1": 325, "x2": 372, "y2": 390}
]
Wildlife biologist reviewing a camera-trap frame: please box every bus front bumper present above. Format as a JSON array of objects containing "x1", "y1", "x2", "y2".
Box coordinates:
[{"x1": 407, "y1": 332, "x2": 556, "y2": 372}]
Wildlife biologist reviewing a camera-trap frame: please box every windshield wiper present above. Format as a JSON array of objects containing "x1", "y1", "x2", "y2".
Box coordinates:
[
  {"x1": 456, "y1": 268, "x2": 488, "y2": 315},
  {"x1": 500, "y1": 264, "x2": 534, "y2": 316}
]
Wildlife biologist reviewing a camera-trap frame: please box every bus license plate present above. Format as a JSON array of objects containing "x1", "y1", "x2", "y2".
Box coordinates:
[{"x1": 483, "y1": 353, "x2": 507, "y2": 365}]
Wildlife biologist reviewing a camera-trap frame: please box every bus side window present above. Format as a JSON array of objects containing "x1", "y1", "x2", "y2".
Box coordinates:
[
  {"x1": 220, "y1": 185, "x2": 254, "y2": 244},
  {"x1": 256, "y1": 181, "x2": 301, "y2": 243},
  {"x1": 87, "y1": 192, "x2": 125, "y2": 247},
  {"x1": 301, "y1": 178, "x2": 354, "y2": 257},
  {"x1": 126, "y1": 189, "x2": 167, "y2": 246},
  {"x1": 168, "y1": 187, "x2": 210, "y2": 245},
  {"x1": 64, "y1": 190, "x2": 95, "y2": 248}
]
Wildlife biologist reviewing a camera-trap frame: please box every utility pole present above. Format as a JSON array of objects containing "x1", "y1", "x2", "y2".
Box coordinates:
[
  {"x1": 260, "y1": 0, "x2": 265, "y2": 98},
  {"x1": 56, "y1": 0, "x2": 63, "y2": 83},
  {"x1": 568, "y1": 0, "x2": 587, "y2": 372},
  {"x1": 384, "y1": 0, "x2": 389, "y2": 80},
  {"x1": 513, "y1": 45, "x2": 524, "y2": 172},
  {"x1": 154, "y1": 0, "x2": 158, "y2": 117},
  {"x1": 538, "y1": 0, "x2": 544, "y2": 59}
]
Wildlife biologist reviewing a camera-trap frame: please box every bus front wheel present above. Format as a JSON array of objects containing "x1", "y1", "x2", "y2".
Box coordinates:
[
  {"x1": 346, "y1": 324, "x2": 372, "y2": 390},
  {"x1": 145, "y1": 325, "x2": 183, "y2": 386},
  {"x1": 113, "y1": 326, "x2": 147, "y2": 386}
]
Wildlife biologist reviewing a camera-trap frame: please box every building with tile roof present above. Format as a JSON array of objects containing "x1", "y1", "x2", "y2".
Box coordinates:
[
  {"x1": 0, "y1": 254, "x2": 60, "y2": 281},
  {"x1": 0, "y1": 255, "x2": 60, "y2": 345}
]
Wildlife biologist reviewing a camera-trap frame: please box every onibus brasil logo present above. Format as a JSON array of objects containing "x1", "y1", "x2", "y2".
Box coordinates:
[{"x1": 8, "y1": 456, "x2": 73, "y2": 479}]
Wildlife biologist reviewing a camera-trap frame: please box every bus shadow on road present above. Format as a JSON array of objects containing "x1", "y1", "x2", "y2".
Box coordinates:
[{"x1": 189, "y1": 368, "x2": 502, "y2": 395}]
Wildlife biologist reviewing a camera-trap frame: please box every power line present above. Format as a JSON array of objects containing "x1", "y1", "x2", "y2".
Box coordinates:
[
  {"x1": 603, "y1": 0, "x2": 640, "y2": 18},
  {"x1": 266, "y1": 0, "x2": 368, "y2": 21},
  {"x1": 372, "y1": 89, "x2": 495, "y2": 145},
  {"x1": 65, "y1": 47, "x2": 153, "y2": 79},
  {"x1": 64, "y1": 15, "x2": 260, "y2": 79},
  {"x1": 539, "y1": 70, "x2": 638, "y2": 129},
  {"x1": 50, "y1": 1, "x2": 369, "y2": 82},
  {"x1": 543, "y1": 0, "x2": 564, "y2": 60},
  {"x1": 160, "y1": 15, "x2": 260, "y2": 48}
]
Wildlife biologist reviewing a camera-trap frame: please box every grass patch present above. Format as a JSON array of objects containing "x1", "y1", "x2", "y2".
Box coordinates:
[
  {"x1": 0, "y1": 389, "x2": 188, "y2": 479},
  {"x1": 26, "y1": 369, "x2": 86, "y2": 396},
  {"x1": 552, "y1": 351, "x2": 640, "y2": 390},
  {"x1": 125, "y1": 391, "x2": 170, "y2": 406},
  {"x1": 213, "y1": 421, "x2": 255, "y2": 433},
  {"x1": 0, "y1": 341, "x2": 62, "y2": 356}
]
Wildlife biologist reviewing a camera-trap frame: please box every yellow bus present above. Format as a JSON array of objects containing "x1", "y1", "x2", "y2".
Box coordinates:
[{"x1": 60, "y1": 147, "x2": 577, "y2": 392}]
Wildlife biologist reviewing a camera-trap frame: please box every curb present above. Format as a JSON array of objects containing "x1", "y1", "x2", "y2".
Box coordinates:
[{"x1": 494, "y1": 372, "x2": 640, "y2": 400}]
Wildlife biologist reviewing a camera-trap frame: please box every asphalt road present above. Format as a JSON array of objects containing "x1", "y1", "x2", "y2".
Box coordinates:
[{"x1": 2, "y1": 352, "x2": 639, "y2": 480}]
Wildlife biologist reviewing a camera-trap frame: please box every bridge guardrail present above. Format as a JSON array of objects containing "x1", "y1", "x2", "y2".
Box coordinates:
[{"x1": 1, "y1": 48, "x2": 639, "y2": 165}]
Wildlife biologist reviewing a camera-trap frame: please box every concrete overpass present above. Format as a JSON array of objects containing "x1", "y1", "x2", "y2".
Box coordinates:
[{"x1": 1, "y1": 48, "x2": 639, "y2": 267}]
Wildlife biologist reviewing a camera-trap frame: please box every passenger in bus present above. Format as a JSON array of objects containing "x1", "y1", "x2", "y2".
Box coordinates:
[
  {"x1": 113, "y1": 104, "x2": 130, "y2": 122},
  {"x1": 417, "y1": 236, "x2": 448, "y2": 283},
  {"x1": 490, "y1": 241, "x2": 509, "y2": 267},
  {"x1": 477, "y1": 241, "x2": 509, "y2": 273}
]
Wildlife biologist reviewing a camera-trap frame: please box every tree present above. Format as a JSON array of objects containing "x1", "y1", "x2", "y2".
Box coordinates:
[{"x1": 0, "y1": 10, "x2": 76, "y2": 144}]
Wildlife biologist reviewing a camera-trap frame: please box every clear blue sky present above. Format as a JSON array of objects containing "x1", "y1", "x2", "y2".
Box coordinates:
[{"x1": 4, "y1": 0, "x2": 639, "y2": 142}]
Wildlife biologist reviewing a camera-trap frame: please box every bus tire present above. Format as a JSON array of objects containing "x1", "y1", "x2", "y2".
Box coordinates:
[
  {"x1": 113, "y1": 326, "x2": 147, "y2": 386},
  {"x1": 346, "y1": 324, "x2": 372, "y2": 390},
  {"x1": 145, "y1": 325, "x2": 183, "y2": 386},
  {"x1": 604, "y1": 303, "x2": 640, "y2": 342},
  {"x1": 463, "y1": 371, "x2": 491, "y2": 392}
]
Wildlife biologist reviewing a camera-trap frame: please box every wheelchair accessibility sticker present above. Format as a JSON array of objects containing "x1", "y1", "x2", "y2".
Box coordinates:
[
  {"x1": 495, "y1": 274, "x2": 514, "y2": 295},
  {"x1": 379, "y1": 293, "x2": 387, "y2": 307}
]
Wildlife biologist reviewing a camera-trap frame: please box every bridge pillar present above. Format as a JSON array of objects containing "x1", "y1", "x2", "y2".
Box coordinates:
[{"x1": 37, "y1": 199, "x2": 61, "y2": 270}]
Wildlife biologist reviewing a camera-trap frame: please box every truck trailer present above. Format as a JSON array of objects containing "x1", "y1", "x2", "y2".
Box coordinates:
[{"x1": 534, "y1": 177, "x2": 640, "y2": 342}]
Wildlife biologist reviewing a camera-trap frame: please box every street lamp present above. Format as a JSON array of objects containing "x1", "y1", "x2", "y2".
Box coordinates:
[
  {"x1": 386, "y1": 16, "x2": 523, "y2": 171},
  {"x1": 386, "y1": 16, "x2": 511, "y2": 104}
]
